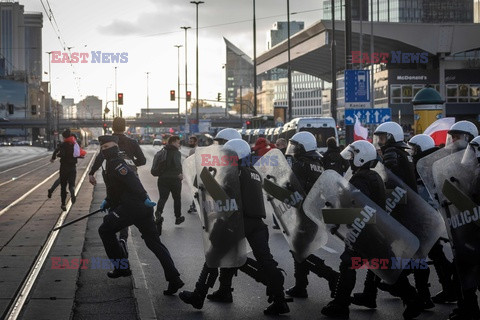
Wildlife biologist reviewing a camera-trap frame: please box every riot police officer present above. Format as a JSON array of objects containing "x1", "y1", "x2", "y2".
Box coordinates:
[
  {"x1": 179, "y1": 139, "x2": 289, "y2": 315},
  {"x1": 89, "y1": 117, "x2": 147, "y2": 255},
  {"x1": 96, "y1": 135, "x2": 184, "y2": 295},
  {"x1": 283, "y1": 132, "x2": 339, "y2": 299},
  {"x1": 321, "y1": 140, "x2": 386, "y2": 319},
  {"x1": 370, "y1": 122, "x2": 425, "y2": 318},
  {"x1": 408, "y1": 134, "x2": 456, "y2": 305}
]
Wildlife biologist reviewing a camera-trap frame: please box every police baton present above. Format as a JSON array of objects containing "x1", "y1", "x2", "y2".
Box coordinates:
[{"x1": 53, "y1": 208, "x2": 104, "y2": 231}]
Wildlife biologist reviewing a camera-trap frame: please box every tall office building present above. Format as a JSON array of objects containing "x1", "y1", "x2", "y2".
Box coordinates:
[
  {"x1": 266, "y1": 21, "x2": 304, "y2": 50},
  {"x1": 323, "y1": 0, "x2": 473, "y2": 23},
  {"x1": 475, "y1": 0, "x2": 480, "y2": 23},
  {"x1": 24, "y1": 12, "x2": 42, "y2": 84},
  {"x1": 0, "y1": 1, "x2": 26, "y2": 76},
  {"x1": 224, "y1": 38, "x2": 254, "y2": 114}
]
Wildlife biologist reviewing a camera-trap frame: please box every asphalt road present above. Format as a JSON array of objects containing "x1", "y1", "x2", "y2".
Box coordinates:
[{"x1": 129, "y1": 145, "x2": 459, "y2": 320}]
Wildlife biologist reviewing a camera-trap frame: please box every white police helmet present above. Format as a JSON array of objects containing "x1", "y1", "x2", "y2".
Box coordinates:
[
  {"x1": 224, "y1": 139, "x2": 251, "y2": 160},
  {"x1": 447, "y1": 120, "x2": 478, "y2": 143},
  {"x1": 214, "y1": 128, "x2": 242, "y2": 144},
  {"x1": 341, "y1": 140, "x2": 377, "y2": 168},
  {"x1": 373, "y1": 121, "x2": 405, "y2": 144},
  {"x1": 408, "y1": 134, "x2": 435, "y2": 153},
  {"x1": 288, "y1": 132, "x2": 317, "y2": 152},
  {"x1": 462, "y1": 135, "x2": 480, "y2": 165}
]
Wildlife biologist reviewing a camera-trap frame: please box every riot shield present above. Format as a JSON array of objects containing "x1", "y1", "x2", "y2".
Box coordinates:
[
  {"x1": 195, "y1": 145, "x2": 247, "y2": 268},
  {"x1": 304, "y1": 170, "x2": 420, "y2": 284},
  {"x1": 373, "y1": 163, "x2": 444, "y2": 259},
  {"x1": 432, "y1": 150, "x2": 480, "y2": 289},
  {"x1": 417, "y1": 142, "x2": 466, "y2": 207},
  {"x1": 255, "y1": 149, "x2": 328, "y2": 262}
]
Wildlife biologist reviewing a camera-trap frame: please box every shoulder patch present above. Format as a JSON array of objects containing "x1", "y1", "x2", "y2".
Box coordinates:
[{"x1": 117, "y1": 164, "x2": 128, "y2": 175}]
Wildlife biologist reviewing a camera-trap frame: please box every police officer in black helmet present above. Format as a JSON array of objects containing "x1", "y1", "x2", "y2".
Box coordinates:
[{"x1": 97, "y1": 135, "x2": 184, "y2": 295}]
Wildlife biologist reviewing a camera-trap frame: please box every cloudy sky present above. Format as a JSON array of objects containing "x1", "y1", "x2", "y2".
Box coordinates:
[{"x1": 21, "y1": 0, "x2": 324, "y2": 116}]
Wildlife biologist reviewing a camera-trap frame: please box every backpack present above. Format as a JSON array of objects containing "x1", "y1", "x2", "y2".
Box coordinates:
[{"x1": 151, "y1": 147, "x2": 168, "y2": 177}]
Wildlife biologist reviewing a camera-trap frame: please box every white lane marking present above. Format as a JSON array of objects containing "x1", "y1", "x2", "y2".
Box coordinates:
[
  {"x1": 0, "y1": 170, "x2": 59, "y2": 217},
  {"x1": 0, "y1": 155, "x2": 50, "y2": 174},
  {"x1": 0, "y1": 162, "x2": 51, "y2": 187},
  {"x1": 5, "y1": 151, "x2": 97, "y2": 320}
]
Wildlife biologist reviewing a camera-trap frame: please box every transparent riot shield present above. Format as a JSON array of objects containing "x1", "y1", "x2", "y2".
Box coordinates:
[
  {"x1": 373, "y1": 163, "x2": 444, "y2": 259},
  {"x1": 195, "y1": 145, "x2": 247, "y2": 268},
  {"x1": 182, "y1": 154, "x2": 201, "y2": 221},
  {"x1": 304, "y1": 170, "x2": 420, "y2": 284},
  {"x1": 255, "y1": 149, "x2": 328, "y2": 263},
  {"x1": 432, "y1": 150, "x2": 480, "y2": 290},
  {"x1": 417, "y1": 142, "x2": 467, "y2": 207}
]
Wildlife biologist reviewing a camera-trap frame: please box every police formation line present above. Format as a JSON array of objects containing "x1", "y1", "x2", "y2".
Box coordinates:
[{"x1": 49, "y1": 117, "x2": 480, "y2": 320}]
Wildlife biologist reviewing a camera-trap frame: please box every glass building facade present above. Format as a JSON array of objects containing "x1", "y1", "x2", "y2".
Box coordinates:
[{"x1": 323, "y1": 0, "x2": 473, "y2": 23}]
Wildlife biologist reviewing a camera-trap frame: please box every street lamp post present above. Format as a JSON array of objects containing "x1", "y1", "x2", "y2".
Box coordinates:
[
  {"x1": 114, "y1": 66, "x2": 118, "y2": 118},
  {"x1": 181, "y1": 26, "x2": 191, "y2": 139},
  {"x1": 46, "y1": 51, "x2": 52, "y2": 150},
  {"x1": 286, "y1": 0, "x2": 292, "y2": 122},
  {"x1": 191, "y1": 1, "x2": 204, "y2": 124},
  {"x1": 252, "y1": 0, "x2": 257, "y2": 116},
  {"x1": 146, "y1": 72, "x2": 150, "y2": 134},
  {"x1": 174, "y1": 45, "x2": 183, "y2": 127}
]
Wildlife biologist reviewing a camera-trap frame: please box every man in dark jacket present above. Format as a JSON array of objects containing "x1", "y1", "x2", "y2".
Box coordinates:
[
  {"x1": 322, "y1": 137, "x2": 349, "y2": 176},
  {"x1": 51, "y1": 129, "x2": 77, "y2": 211},
  {"x1": 155, "y1": 135, "x2": 184, "y2": 232}
]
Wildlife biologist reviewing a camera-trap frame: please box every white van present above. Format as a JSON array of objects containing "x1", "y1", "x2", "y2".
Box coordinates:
[{"x1": 279, "y1": 117, "x2": 338, "y2": 153}]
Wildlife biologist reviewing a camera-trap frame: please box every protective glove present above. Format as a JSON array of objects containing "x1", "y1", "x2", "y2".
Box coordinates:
[
  {"x1": 100, "y1": 200, "x2": 109, "y2": 211},
  {"x1": 144, "y1": 198, "x2": 157, "y2": 208},
  {"x1": 382, "y1": 147, "x2": 399, "y2": 169}
]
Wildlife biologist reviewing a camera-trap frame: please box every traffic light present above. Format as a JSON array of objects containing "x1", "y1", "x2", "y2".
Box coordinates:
[
  {"x1": 103, "y1": 123, "x2": 107, "y2": 134},
  {"x1": 217, "y1": 92, "x2": 221, "y2": 102},
  {"x1": 246, "y1": 120, "x2": 251, "y2": 128},
  {"x1": 159, "y1": 120, "x2": 163, "y2": 125},
  {"x1": 170, "y1": 90, "x2": 175, "y2": 101},
  {"x1": 118, "y1": 93, "x2": 124, "y2": 105},
  {"x1": 186, "y1": 91, "x2": 191, "y2": 101}
]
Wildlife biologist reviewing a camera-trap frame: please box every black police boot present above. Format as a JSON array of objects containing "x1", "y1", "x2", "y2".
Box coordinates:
[
  {"x1": 321, "y1": 300, "x2": 349, "y2": 319},
  {"x1": 321, "y1": 264, "x2": 355, "y2": 319},
  {"x1": 351, "y1": 270, "x2": 379, "y2": 309},
  {"x1": 264, "y1": 294, "x2": 290, "y2": 315},
  {"x1": 286, "y1": 258, "x2": 309, "y2": 298},
  {"x1": 417, "y1": 285, "x2": 434, "y2": 310},
  {"x1": 402, "y1": 298, "x2": 423, "y2": 320},
  {"x1": 207, "y1": 286, "x2": 233, "y2": 303},
  {"x1": 107, "y1": 268, "x2": 132, "y2": 278},
  {"x1": 164, "y1": 277, "x2": 185, "y2": 296},
  {"x1": 175, "y1": 216, "x2": 185, "y2": 225},
  {"x1": 179, "y1": 290, "x2": 205, "y2": 309},
  {"x1": 432, "y1": 289, "x2": 457, "y2": 304},
  {"x1": 61, "y1": 204, "x2": 67, "y2": 211},
  {"x1": 306, "y1": 255, "x2": 339, "y2": 298},
  {"x1": 47, "y1": 189, "x2": 53, "y2": 198},
  {"x1": 449, "y1": 289, "x2": 480, "y2": 320},
  {"x1": 180, "y1": 264, "x2": 217, "y2": 310}
]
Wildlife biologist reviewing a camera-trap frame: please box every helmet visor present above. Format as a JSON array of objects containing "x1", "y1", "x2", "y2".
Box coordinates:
[{"x1": 340, "y1": 145, "x2": 356, "y2": 161}]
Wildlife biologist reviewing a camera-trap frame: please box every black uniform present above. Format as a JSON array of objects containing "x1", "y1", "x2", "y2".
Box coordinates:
[
  {"x1": 98, "y1": 149, "x2": 181, "y2": 283},
  {"x1": 322, "y1": 145, "x2": 350, "y2": 176},
  {"x1": 380, "y1": 142, "x2": 429, "y2": 313},
  {"x1": 287, "y1": 150, "x2": 339, "y2": 298},
  {"x1": 52, "y1": 141, "x2": 77, "y2": 206},
  {"x1": 90, "y1": 133, "x2": 146, "y2": 241},
  {"x1": 322, "y1": 166, "x2": 386, "y2": 317},
  {"x1": 180, "y1": 163, "x2": 287, "y2": 313}
]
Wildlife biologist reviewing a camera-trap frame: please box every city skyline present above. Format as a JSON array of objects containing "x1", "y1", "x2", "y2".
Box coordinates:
[{"x1": 9, "y1": 0, "x2": 324, "y2": 117}]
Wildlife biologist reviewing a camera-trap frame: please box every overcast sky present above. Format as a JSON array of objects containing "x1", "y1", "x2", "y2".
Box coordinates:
[{"x1": 21, "y1": 0, "x2": 324, "y2": 116}]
